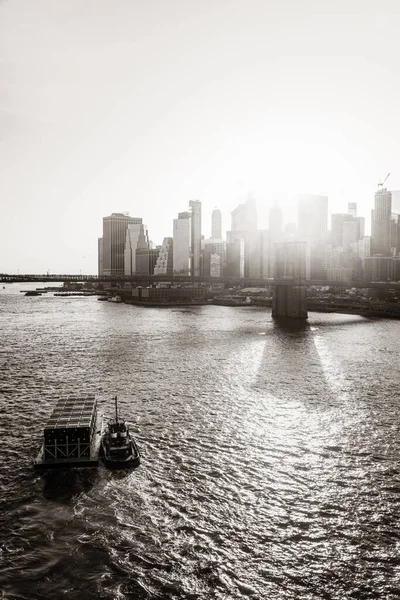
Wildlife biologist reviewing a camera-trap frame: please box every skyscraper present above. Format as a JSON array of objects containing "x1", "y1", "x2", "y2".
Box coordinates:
[
  {"x1": 154, "y1": 237, "x2": 173, "y2": 275},
  {"x1": 98, "y1": 238, "x2": 103, "y2": 277},
  {"x1": 371, "y1": 188, "x2": 392, "y2": 255},
  {"x1": 189, "y1": 200, "x2": 202, "y2": 277},
  {"x1": 391, "y1": 191, "x2": 400, "y2": 213},
  {"x1": 297, "y1": 195, "x2": 328, "y2": 245},
  {"x1": 331, "y1": 213, "x2": 349, "y2": 247},
  {"x1": 211, "y1": 208, "x2": 222, "y2": 239},
  {"x1": 173, "y1": 212, "x2": 191, "y2": 274},
  {"x1": 348, "y1": 202, "x2": 357, "y2": 218},
  {"x1": 203, "y1": 239, "x2": 225, "y2": 277},
  {"x1": 269, "y1": 205, "x2": 283, "y2": 240},
  {"x1": 231, "y1": 193, "x2": 258, "y2": 232},
  {"x1": 124, "y1": 221, "x2": 149, "y2": 276},
  {"x1": 226, "y1": 194, "x2": 258, "y2": 277},
  {"x1": 101, "y1": 213, "x2": 139, "y2": 276}
]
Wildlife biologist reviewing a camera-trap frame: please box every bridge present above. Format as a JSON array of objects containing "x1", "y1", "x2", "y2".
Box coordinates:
[{"x1": 1, "y1": 272, "x2": 400, "y2": 289}]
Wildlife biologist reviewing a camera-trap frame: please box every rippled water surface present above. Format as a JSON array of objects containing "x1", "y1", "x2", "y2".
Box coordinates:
[{"x1": 1, "y1": 283, "x2": 400, "y2": 599}]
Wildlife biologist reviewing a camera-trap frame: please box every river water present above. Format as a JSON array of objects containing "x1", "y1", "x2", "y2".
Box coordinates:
[{"x1": 0, "y1": 283, "x2": 399, "y2": 600}]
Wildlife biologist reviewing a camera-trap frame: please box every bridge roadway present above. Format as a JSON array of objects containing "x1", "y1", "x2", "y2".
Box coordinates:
[{"x1": 1, "y1": 273, "x2": 400, "y2": 289}]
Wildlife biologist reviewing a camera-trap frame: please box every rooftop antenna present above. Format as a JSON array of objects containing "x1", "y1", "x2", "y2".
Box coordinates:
[{"x1": 378, "y1": 173, "x2": 390, "y2": 188}]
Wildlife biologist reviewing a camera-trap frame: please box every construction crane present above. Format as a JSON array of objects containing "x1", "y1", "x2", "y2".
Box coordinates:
[{"x1": 378, "y1": 173, "x2": 390, "y2": 188}]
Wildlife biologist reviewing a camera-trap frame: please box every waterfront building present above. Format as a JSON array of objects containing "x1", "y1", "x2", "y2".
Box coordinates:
[
  {"x1": 131, "y1": 286, "x2": 205, "y2": 304},
  {"x1": 189, "y1": 200, "x2": 202, "y2": 277},
  {"x1": 102, "y1": 213, "x2": 140, "y2": 277},
  {"x1": 173, "y1": 212, "x2": 191, "y2": 275},
  {"x1": 124, "y1": 222, "x2": 150, "y2": 276},
  {"x1": 98, "y1": 238, "x2": 103, "y2": 277},
  {"x1": 211, "y1": 208, "x2": 222, "y2": 240},
  {"x1": 371, "y1": 188, "x2": 392, "y2": 256},
  {"x1": 298, "y1": 194, "x2": 328, "y2": 245},
  {"x1": 154, "y1": 237, "x2": 173, "y2": 275},
  {"x1": 136, "y1": 248, "x2": 160, "y2": 275}
]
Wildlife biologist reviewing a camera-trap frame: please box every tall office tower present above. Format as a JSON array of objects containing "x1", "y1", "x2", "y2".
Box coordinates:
[
  {"x1": 102, "y1": 213, "x2": 139, "y2": 276},
  {"x1": 154, "y1": 237, "x2": 173, "y2": 275},
  {"x1": 231, "y1": 193, "x2": 258, "y2": 232},
  {"x1": 363, "y1": 256, "x2": 394, "y2": 282},
  {"x1": 390, "y1": 213, "x2": 400, "y2": 255},
  {"x1": 331, "y1": 213, "x2": 348, "y2": 247},
  {"x1": 356, "y1": 216, "x2": 365, "y2": 239},
  {"x1": 189, "y1": 199, "x2": 202, "y2": 277},
  {"x1": 225, "y1": 194, "x2": 258, "y2": 277},
  {"x1": 348, "y1": 202, "x2": 357, "y2": 218},
  {"x1": 269, "y1": 205, "x2": 283, "y2": 240},
  {"x1": 203, "y1": 239, "x2": 225, "y2": 277},
  {"x1": 371, "y1": 188, "x2": 392, "y2": 255},
  {"x1": 98, "y1": 238, "x2": 103, "y2": 277},
  {"x1": 136, "y1": 248, "x2": 160, "y2": 275},
  {"x1": 258, "y1": 230, "x2": 270, "y2": 278},
  {"x1": 298, "y1": 194, "x2": 328, "y2": 245},
  {"x1": 342, "y1": 220, "x2": 360, "y2": 251},
  {"x1": 284, "y1": 222, "x2": 297, "y2": 238},
  {"x1": 173, "y1": 212, "x2": 191, "y2": 274},
  {"x1": 211, "y1": 208, "x2": 222, "y2": 239},
  {"x1": 124, "y1": 222, "x2": 149, "y2": 276},
  {"x1": 357, "y1": 236, "x2": 371, "y2": 260},
  {"x1": 391, "y1": 191, "x2": 400, "y2": 213}
]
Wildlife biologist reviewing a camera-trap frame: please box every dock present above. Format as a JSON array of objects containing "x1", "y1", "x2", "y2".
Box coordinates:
[{"x1": 34, "y1": 395, "x2": 102, "y2": 470}]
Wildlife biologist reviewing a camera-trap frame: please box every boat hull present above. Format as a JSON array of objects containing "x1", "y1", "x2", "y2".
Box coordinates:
[
  {"x1": 34, "y1": 428, "x2": 102, "y2": 471},
  {"x1": 100, "y1": 439, "x2": 140, "y2": 470}
]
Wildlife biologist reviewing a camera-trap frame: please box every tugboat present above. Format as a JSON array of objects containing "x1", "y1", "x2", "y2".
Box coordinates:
[
  {"x1": 25, "y1": 290, "x2": 41, "y2": 296},
  {"x1": 101, "y1": 396, "x2": 140, "y2": 469},
  {"x1": 107, "y1": 295, "x2": 122, "y2": 303}
]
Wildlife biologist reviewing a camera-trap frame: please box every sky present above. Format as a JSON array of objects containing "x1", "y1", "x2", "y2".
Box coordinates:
[{"x1": 1, "y1": 0, "x2": 400, "y2": 273}]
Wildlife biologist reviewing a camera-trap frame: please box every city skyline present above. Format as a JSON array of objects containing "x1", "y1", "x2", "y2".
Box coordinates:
[
  {"x1": 1, "y1": 186, "x2": 398, "y2": 274},
  {"x1": 2, "y1": 1, "x2": 400, "y2": 273}
]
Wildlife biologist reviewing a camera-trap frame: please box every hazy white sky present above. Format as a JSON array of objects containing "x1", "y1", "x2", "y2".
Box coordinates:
[{"x1": 1, "y1": 0, "x2": 400, "y2": 273}]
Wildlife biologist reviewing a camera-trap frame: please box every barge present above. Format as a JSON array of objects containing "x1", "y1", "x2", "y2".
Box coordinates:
[{"x1": 34, "y1": 395, "x2": 102, "y2": 470}]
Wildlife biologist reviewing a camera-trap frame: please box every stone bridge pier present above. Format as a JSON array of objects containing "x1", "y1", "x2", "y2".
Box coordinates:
[
  {"x1": 272, "y1": 241, "x2": 308, "y2": 319},
  {"x1": 272, "y1": 283, "x2": 308, "y2": 319}
]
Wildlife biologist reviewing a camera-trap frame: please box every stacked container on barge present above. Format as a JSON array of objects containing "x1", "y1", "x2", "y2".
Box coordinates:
[{"x1": 34, "y1": 395, "x2": 102, "y2": 470}]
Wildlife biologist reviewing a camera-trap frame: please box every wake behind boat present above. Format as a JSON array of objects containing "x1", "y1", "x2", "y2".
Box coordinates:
[{"x1": 101, "y1": 396, "x2": 140, "y2": 469}]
